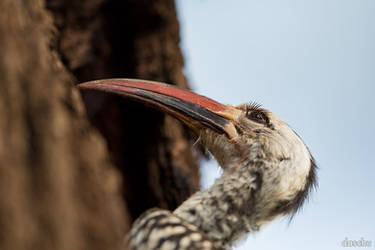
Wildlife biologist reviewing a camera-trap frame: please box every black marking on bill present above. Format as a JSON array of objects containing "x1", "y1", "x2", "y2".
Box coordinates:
[{"x1": 139, "y1": 91, "x2": 229, "y2": 135}]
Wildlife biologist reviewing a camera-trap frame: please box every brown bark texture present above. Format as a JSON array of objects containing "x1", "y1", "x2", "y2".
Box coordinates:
[{"x1": 0, "y1": 0, "x2": 200, "y2": 250}]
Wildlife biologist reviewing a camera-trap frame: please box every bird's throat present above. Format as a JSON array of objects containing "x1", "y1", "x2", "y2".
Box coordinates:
[{"x1": 173, "y1": 166, "x2": 264, "y2": 248}]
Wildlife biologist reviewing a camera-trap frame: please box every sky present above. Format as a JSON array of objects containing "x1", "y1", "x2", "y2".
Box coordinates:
[{"x1": 175, "y1": 1, "x2": 375, "y2": 249}]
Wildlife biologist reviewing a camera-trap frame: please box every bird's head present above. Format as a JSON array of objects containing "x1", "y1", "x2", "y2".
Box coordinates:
[{"x1": 78, "y1": 79, "x2": 316, "y2": 220}]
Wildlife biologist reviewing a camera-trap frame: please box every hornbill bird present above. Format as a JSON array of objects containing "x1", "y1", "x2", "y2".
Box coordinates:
[{"x1": 78, "y1": 79, "x2": 317, "y2": 250}]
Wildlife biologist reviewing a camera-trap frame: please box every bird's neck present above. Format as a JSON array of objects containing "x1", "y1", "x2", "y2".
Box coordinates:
[{"x1": 173, "y1": 161, "x2": 271, "y2": 248}]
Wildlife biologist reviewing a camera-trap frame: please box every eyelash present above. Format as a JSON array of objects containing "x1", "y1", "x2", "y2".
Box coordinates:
[
  {"x1": 247, "y1": 101, "x2": 262, "y2": 111},
  {"x1": 246, "y1": 102, "x2": 262, "y2": 115}
]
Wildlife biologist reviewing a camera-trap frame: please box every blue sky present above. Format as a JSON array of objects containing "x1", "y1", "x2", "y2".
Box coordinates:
[{"x1": 176, "y1": 1, "x2": 375, "y2": 249}]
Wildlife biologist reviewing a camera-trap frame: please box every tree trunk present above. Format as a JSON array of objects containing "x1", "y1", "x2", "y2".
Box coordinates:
[{"x1": 0, "y1": 0, "x2": 200, "y2": 249}]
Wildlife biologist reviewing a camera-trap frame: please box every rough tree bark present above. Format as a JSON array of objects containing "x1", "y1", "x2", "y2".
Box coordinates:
[{"x1": 0, "y1": 0, "x2": 200, "y2": 250}]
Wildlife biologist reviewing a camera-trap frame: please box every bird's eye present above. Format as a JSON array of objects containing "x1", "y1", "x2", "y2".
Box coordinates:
[{"x1": 247, "y1": 111, "x2": 269, "y2": 124}]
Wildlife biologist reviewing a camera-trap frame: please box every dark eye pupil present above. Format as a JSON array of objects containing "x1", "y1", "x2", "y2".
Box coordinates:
[
  {"x1": 246, "y1": 107, "x2": 269, "y2": 124},
  {"x1": 247, "y1": 111, "x2": 268, "y2": 124},
  {"x1": 255, "y1": 113, "x2": 263, "y2": 120}
]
